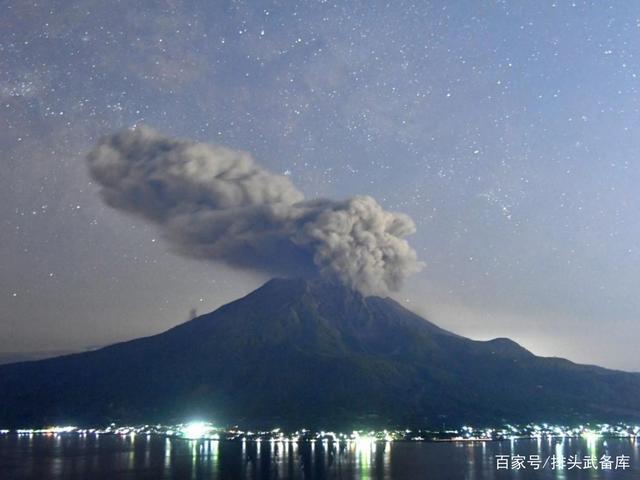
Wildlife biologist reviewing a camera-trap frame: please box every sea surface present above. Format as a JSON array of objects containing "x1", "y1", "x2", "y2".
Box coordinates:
[{"x1": 0, "y1": 433, "x2": 638, "y2": 479}]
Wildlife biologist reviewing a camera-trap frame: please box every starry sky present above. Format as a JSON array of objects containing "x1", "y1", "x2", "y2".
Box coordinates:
[{"x1": 2, "y1": 0, "x2": 640, "y2": 371}]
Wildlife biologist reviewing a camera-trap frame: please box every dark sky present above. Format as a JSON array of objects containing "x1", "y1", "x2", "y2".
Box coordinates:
[{"x1": 2, "y1": 1, "x2": 640, "y2": 371}]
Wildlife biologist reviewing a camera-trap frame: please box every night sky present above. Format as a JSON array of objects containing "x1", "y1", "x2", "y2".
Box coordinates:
[{"x1": 2, "y1": 1, "x2": 640, "y2": 371}]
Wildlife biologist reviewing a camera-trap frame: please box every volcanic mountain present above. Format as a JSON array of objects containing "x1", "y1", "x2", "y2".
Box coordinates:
[{"x1": 1, "y1": 278, "x2": 639, "y2": 429}]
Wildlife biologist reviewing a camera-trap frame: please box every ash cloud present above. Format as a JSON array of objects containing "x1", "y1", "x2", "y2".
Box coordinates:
[{"x1": 87, "y1": 126, "x2": 423, "y2": 295}]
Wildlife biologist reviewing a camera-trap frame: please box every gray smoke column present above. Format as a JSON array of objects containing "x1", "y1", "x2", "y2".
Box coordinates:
[{"x1": 87, "y1": 126, "x2": 423, "y2": 295}]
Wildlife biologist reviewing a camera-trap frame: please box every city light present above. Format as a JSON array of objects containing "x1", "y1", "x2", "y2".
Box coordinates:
[
  {"x1": 0, "y1": 421, "x2": 638, "y2": 443},
  {"x1": 182, "y1": 422, "x2": 212, "y2": 439},
  {"x1": 582, "y1": 430, "x2": 601, "y2": 442}
]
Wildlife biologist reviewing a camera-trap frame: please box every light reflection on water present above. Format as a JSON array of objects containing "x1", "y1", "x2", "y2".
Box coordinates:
[{"x1": 0, "y1": 434, "x2": 638, "y2": 479}]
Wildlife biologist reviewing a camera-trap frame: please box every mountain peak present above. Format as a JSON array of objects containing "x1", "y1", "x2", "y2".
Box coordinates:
[
  {"x1": 1, "y1": 278, "x2": 639, "y2": 429},
  {"x1": 258, "y1": 276, "x2": 364, "y2": 299}
]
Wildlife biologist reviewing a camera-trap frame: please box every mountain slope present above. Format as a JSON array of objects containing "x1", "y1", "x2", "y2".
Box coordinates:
[{"x1": 0, "y1": 278, "x2": 639, "y2": 429}]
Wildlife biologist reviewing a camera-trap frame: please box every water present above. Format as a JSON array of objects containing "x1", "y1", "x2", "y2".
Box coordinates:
[{"x1": 0, "y1": 434, "x2": 638, "y2": 479}]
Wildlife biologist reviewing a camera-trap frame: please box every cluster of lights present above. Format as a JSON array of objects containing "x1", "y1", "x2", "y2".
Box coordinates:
[
  {"x1": 180, "y1": 422, "x2": 219, "y2": 440},
  {"x1": 1, "y1": 422, "x2": 639, "y2": 443},
  {"x1": 444, "y1": 423, "x2": 640, "y2": 442},
  {"x1": 15, "y1": 426, "x2": 79, "y2": 436}
]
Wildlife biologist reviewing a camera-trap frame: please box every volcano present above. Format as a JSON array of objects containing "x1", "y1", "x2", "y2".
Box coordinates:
[{"x1": 1, "y1": 278, "x2": 639, "y2": 429}]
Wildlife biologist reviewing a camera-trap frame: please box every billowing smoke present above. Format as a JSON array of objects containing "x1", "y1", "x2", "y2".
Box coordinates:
[{"x1": 87, "y1": 126, "x2": 423, "y2": 295}]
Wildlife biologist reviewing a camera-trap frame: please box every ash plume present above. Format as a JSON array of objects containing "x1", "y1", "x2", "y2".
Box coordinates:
[{"x1": 87, "y1": 126, "x2": 423, "y2": 295}]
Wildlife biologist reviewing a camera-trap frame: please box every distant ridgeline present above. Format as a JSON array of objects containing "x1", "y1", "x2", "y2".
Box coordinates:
[{"x1": 1, "y1": 278, "x2": 639, "y2": 429}]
